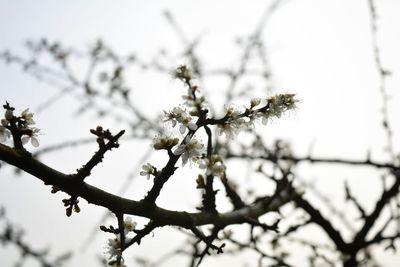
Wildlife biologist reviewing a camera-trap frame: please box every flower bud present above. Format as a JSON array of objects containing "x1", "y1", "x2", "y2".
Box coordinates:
[{"x1": 5, "y1": 110, "x2": 13, "y2": 121}]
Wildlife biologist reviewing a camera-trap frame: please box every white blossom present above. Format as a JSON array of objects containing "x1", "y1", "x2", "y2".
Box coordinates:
[
  {"x1": 21, "y1": 108, "x2": 35, "y2": 125},
  {"x1": 173, "y1": 64, "x2": 192, "y2": 81},
  {"x1": 163, "y1": 106, "x2": 182, "y2": 127},
  {"x1": 173, "y1": 136, "x2": 204, "y2": 166},
  {"x1": 182, "y1": 85, "x2": 207, "y2": 111},
  {"x1": 139, "y1": 163, "x2": 154, "y2": 179},
  {"x1": 261, "y1": 115, "x2": 269, "y2": 125},
  {"x1": 250, "y1": 97, "x2": 261, "y2": 108},
  {"x1": 217, "y1": 118, "x2": 246, "y2": 139},
  {"x1": 1, "y1": 106, "x2": 42, "y2": 146},
  {"x1": 217, "y1": 105, "x2": 247, "y2": 138},
  {"x1": 105, "y1": 236, "x2": 121, "y2": 259},
  {"x1": 225, "y1": 104, "x2": 242, "y2": 118},
  {"x1": 182, "y1": 93, "x2": 205, "y2": 109},
  {"x1": 216, "y1": 95, "x2": 297, "y2": 137},
  {"x1": 199, "y1": 154, "x2": 226, "y2": 177},
  {"x1": 123, "y1": 216, "x2": 137, "y2": 234},
  {"x1": 105, "y1": 235, "x2": 132, "y2": 260},
  {"x1": 21, "y1": 127, "x2": 40, "y2": 147},
  {"x1": 163, "y1": 106, "x2": 197, "y2": 135},
  {"x1": 104, "y1": 217, "x2": 136, "y2": 264},
  {"x1": 176, "y1": 108, "x2": 197, "y2": 134},
  {"x1": 261, "y1": 94, "x2": 297, "y2": 124},
  {"x1": 179, "y1": 121, "x2": 197, "y2": 135}
]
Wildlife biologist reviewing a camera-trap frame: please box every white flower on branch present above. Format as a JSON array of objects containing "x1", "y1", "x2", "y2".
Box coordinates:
[
  {"x1": 105, "y1": 234, "x2": 132, "y2": 261},
  {"x1": 182, "y1": 92, "x2": 205, "y2": 108},
  {"x1": 1, "y1": 105, "x2": 42, "y2": 146},
  {"x1": 172, "y1": 64, "x2": 193, "y2": 81},
  {"x1": 217, "y1": 119, "x2": 246, "y2": 139},
  {"x1": 139, "y1": 163, "x2": 154, "y2": 179},
  {"x1": 179, "y1": 119, "x2": 197, "y2": 135},
  {"x1": 261, "y1": 94, "x2": 297, "y2": 124},
  {"x1": 182, "y1": 86, "x2": 207, "y2": 112},
  {"x1": 173, "y1": 136, "x2": 205, "y2": 166},
  {"x1": 163, "y1": 106, "x2": 182, "y2": 127},
  {"x1": 217, "y1": 94, "x2": 297, "y2": 138},
  {"x1": 21, "y1": 108, "x2": 35, "y2": 125},
  {"x1": 217, "y1": 105, "x2": 247, "y2": 139},
  {"x1": 103, "y1": 217, "x2": 136, "y2": 264},
  {"x1": 105, "y1": 236, "x2": 121, "y2": 260},
  {"x1": 123, "y1": 216, "x2": 137, "y2": 234},
  {"x1": 225, "y1": 104, "x2": 242, "y2": 118},
  {"x1": 163, "y1": 106, "x2": 197, "y2": 134},
  {"x1": 21, "y1": 127, "x2": 40, "y2": 147},
  {"x1": 199, "y1": 154, "x2": 226, "y2": 177},
  {"x1": 250, "y1": 97, "x2": 261, "y2": 108}
]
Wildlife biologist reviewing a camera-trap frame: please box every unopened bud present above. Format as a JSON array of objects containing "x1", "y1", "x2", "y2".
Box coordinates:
[{"x1": 5, "y1": 110, "x2": 13, "y2": 121}]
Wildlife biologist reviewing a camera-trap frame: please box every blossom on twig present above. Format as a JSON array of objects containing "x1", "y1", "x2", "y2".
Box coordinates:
[
  {"x1": 123, "y1": 216, "x2": 137, "y2": 234},
  {"x1": 261, "y1": 94, "x2": 297, "y2": 124},
  {"x1": 173, "y1": 136, "x2": 205, "y2": 166},
  {"x1": 217, "y1": 105, "x2": 246, "y2": 139},
  {"x1": 0, "y1": 104, "x2": 41, "y2": 147},
  {"x1": 139, "y1": 163, "x2": 155, "y2": 180},
  {"x1": 163, "y1": 106, "x2": 198, "y2": 134},
  {"x1": 217, "y1": 94, "x2": 297, "y2": 138},
  {"x1": 152, "y1": 133, "x2": 179, "y2": 150},
  {"x1": 21, "y1": 127, "x2": 40, "y2": 147},
  {"x1": 198, "y1": 154, "x2": 226, "y2": 177}
]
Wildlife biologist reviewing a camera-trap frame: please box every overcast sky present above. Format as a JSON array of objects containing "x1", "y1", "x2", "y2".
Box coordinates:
[{"x1": 1, "y1": 0, "x2": 400, "y2": 266}]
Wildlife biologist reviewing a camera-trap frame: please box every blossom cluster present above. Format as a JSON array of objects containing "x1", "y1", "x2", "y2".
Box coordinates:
[
  {"x1": 182, "y1": 85, "x2": 206, "y2": 112},
  {"x1": 217, "y1": 94, "x2": 297, "y2": 138},
  {"x1": 263, "y1": 94, "x2": 297, "y2": 123},
  {"x1": 163, "y1": 106, "x2": 198, "y2": 135},
  {"x1": 173, "y1": 64, "x2": 207, "y2": 116},
  {"x1": 148, "y1": 133, "x2": 207, "y2": 168},
  {"x1": 105, "y1": 216, "x2": 137, "y2": 266},
  {"x1": 141, "y1": 67, "x2": 296, "y2": 185},
  {"x1": 172, "y1": 64, "x2": 193, "y2": 82},
  {"x1": 0, "y1": 105, "x2": 40, "y2": 147},
  {"x1": 199, "y1": 154, "x2": 226, "y2": 177},
  {"x1": 173, "y1": 136, "x2": 205, "y2": 166},
  {"x1": 217, "y1": 104, "x2": 247, "y2": 139}
]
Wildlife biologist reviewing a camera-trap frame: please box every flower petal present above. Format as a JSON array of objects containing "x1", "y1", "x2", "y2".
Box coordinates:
[
  {"x1": 31, "y1": 137, "x2": 40, "y2": 147},
  {"x1": 173, "y1": 146, "x2": 184, "y2": 155},
  {"x1": 179, "y1": 124, "x2": 186, "y2": 134},
  {"x1": 188, "y1": 122, "x2": 198, "y2": 131},
  {"x1": 21, "y1": 136, "x2": 29, "y2": 144}
]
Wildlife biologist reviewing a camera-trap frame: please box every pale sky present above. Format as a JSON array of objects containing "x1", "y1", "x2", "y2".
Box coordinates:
[{"x1": 1, "y1": 0, "x2": 400, "y2": 266}]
